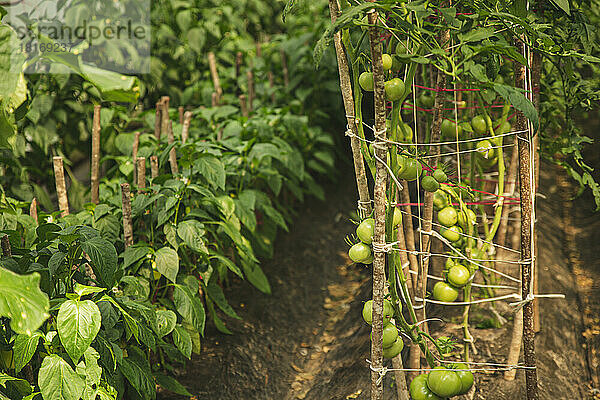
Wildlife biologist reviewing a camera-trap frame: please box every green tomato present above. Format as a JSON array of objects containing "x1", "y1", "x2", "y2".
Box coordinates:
[
  {"x1": 476, "y1": 139, "x2": 495, "y2": 159},
  {"x1": 437, "y1": 206, "x2": 458, "y2": 227},
  {"x1": 362, "y1": 253, "x2": 374, "y2": 264},
  {"x1": 356, "y1": 218, "x2": 375, "y2": 244},
  {"x1": 385, "y1": 78, "x2": 405, "y2": 101},
  {"x1": 395, "y1": 41, "x2": 408, "y2": 56},
  {"x1": 432, "y1": 190, "x2": 449, "y2": 211},
  {"x1": 410, "y1": 374, "x2": 443, "y2": 400},
  {"x1": 418, "y1": 92, "x2": 435, "y2": 109},
  {"x1": 383, "y1": 337, "x2": 404, "y2": 359},
  {"x1": 441, "y1": 119, "x2": 461, "y2": 139},
  {"x1": 432, "y1": 168, "x2": 447, "y2": 183},
  {"x1": 391, "y1": 56, "x2": 403, "y2": 71},
  {"x1": 427, "y1": 367, "x2": 462, "y2": 398},
  {"x1": 396, "y1": 156, "x2": 423, "y2": 181},
  {"x1": 495, "y1": 120, "x2": 511, "y2": 134},
  {"x1": 452, "y1": 363, "x2": 475, "y2": 395},
  {"x1": 398, "y1": 123, "x2": 413, "y2": 142},
  {"x1": 421, "y1": 175, "x2": 440, "y2": 192},
  {"x1": 457, "y1": 208, "x2": 477, "y2": 230},
  {"x1": 381, "y1": 53, "x2": 393, "y2": 71},
  {"x1": 393, "y1": 207, "x2": 402, "y2": 227},
  {"x1": 432, "y1": 282, "x2": 459, "y2": 302},
  {"x1": 359, "y1": 72, "x2": 374, "y2": 92},
  {"x1": 470, "y1": 115, "x2": 487, "y2": 135},
  {"x1": 371, "y1": 323, "x2": 399, "y2": 348},
  {"x1": 447, "y1": 264, "x2": 471, "y2": 287},
  {"x1": 349, "y1": 242, "x2": 371, "y2": 263},
  {"x1": 362, "y1": 299, "x2": 394, "y2": 325},
  {"x1": 440, "y1": 225, "x2": 462, "y2": 243}
]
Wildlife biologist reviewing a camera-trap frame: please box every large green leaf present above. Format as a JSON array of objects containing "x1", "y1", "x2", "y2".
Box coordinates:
[
  {"x1": 177, "y1": 220, "x2": 208, "y2": 254},
  {"x1": 153, "y1": 310, "x2": 176, "y2": 337},
  {"x1": 80, "y1": 63, "x2": 139, "y2": 103},
  {"x1": 13, "y1": 332, "x2": 44, "y2": 373},
  {"x1": 154, "y1": 247, "x2": 179, "y2": 283},
  {"x1": 81, "y1": 237, "x2": 119, "y2": 289},
  {"x1": 172, "y1": 325, "x2": 192, "y2": 359},
  {"x1": 57, "y1": 299, "x2": 101, "y2": 364},
  {"x1": 493, "y1": 83, "x2": 539, "y2": 132},
  {"x1": 0, "y1": 267, "x2": 49, "y2": 335},
  {"x1": 206, "y1": 279, "x2": 240, "y2": 320},
  {"x1": 154, "y1": 374, "x2": 191, "y2": 397},
  {"x1": 193, "y1": 154, "x2": 225, "y2": 190},
  {"x1": 0, "y1": 26, "x2": 26, "y2": 103},
  {"x1": 173, "y1": 285, "x2": 205, "y2": 336},
  {"x1": 241, "y1": 259, "x2": 271, "y2": 295},
  {"x1": 119, "y1": 347, "x2": 155, "y2": 400},
  {"x1": 550, "y1": 0, "x2": 570, "y2": 14},
  {"x1": 38, "y1": 355, "x2": 85, "y2": 400}
]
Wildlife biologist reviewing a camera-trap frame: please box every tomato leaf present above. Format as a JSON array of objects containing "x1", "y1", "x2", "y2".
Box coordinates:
[
  {"x1": 57, "y1": 299, "x2": 101, "y2": 364},
  {"x1": 492, "y1": 83, "x2": 539, "y2": 132},
  {"x1": 38, "y1": 355, "x2": 85, "y2": 400}
]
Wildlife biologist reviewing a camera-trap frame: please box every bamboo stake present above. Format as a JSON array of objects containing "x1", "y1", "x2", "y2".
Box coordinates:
[
  {"x1": 30, "y1": 198, "x2": 38, "y2": 223},
  {"x1": 150, "y1": 156, "x2": 159, "y2": 179},
  {"x1": 367, "y1": 7, "x2": 387, "y2": 399},
  {"x1": 280, "y1": 48, "x2": 289, "y2": 88},
  {"x1": 1, "y1": 234, "x2": 11, "y2": 256},
  {"x1": 91, "y1": 105, "x2": 101, "y2": 204},
  {"x1": 132, "y1": 131, "x2": 140, "y2": 185},
  {"x1": 160, "y1": 97, "x2": 170, "y2": 144},
  {"x1": 532, "y1": 47, "x2": 542, "y2": 334},
  {"x1": 247, "y1": 70, "x2": 254, "y2": 112},
  {"x1": 235, "y1": 51, "x2": 243, "y2": 82},
  {"x1": 154, "y1": 101, "x2": 162, "y2": 140},
  {"x1": 120, "y1": 183, "x2": 134, "y2": 248},
  {"x1": 178, "y1": 106, "x2": 184, "y2": 124},
  {"x1": 53, "y1": 157, "x2": 69, "y2": 217},
  {"x1": 137, "y1": 157, "x2": 146, "y2": 192},
  {"x1": 208, "y1": 52, "x2": 222, "y2": 104},
  {"x1": 327, "y1": 0, "x2": 371, "y2": 217},
  {"x1": 167, "y1": 120, "x2": 179, "y2": 175},
  {"x1": 182, "y1": 111, "x2": 192, "y2": 144},
  {"x1": 239, "y1": 95, "x2": 248, "y2": 118},
  {"x1": 211, "y1": 92, "x2": 218, "y2": 108}
]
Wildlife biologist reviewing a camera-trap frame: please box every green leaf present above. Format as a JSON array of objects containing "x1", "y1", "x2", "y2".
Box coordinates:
[
  {"x1": 153, "y1": 310, "x2": 177, "y2": 337},
  {"x1": 119, "y1": 347, "x2": 155, "y2": 400},
  {"x1": 172, "y1": 325, "x2": 192, "y2": 359},
  {"x1": 0, "y1": 268, "x2": 49, "y2": 335},
  {"x1": 187, "y1": 28, "x2": 206, "y2": 53},
  {"x1": 206, "y1": 279, "x2": 240, "y2": 320},
  {"x1": 154, "y1": 247, "x2": 179, "y2": 283},
  {"x1": 173, "y1": 285, "x2": 205, "y2": 336},
  {"x1": 76, "y1": 347, "x2": 102, "y2": 400},
  {"x1": 241, "y1": 259, "x2": 270, "y2": 294},
  {"x1": 458, "y1": 27, "x2": 495, "y2": 42},
  {"x1": 154, "y1": 374, "x2": 191, "y2": 396},
  {"x1": 80, "y1": 63, "x2": 139, "y2": 103},
  {"x1": 120, "y1": 276, "x2": 150, "y2": 299},
  {"x1": 38, "y1": 355, "x2": 85, "y2": 400},
  {"x1": 493, "y1": 83, "x2": 539, "y2": 131},
  {"x1": 13, "y1": 332, "x2": 43, "y2": 373},
  {"x1": 210, "y1": 254, "x2": 243, "y2": 279},
  {"x1": 57, "y1": 299, "x2": 101, "y2": 364},
  {"x1": 193, "y1": 154, "x2": 226, "y2": 190},
  {"x1": 550, "y1": 0, "x2": 570, "y2": 14},
  {"x1": 248, "y1": 143, "x2": 282, "y2": 163},
  {"x1": 73, "y1": 284, "x2": 105, "y2": 298},
  {"x1": 215, "y1": 196, "x2": 235, "y2": 218},
  {"x1": 0, "y1": 26, "x2": 26, "y2": 104},
  {"x1": 122, "y1": 246, "x2": 151, "y2": 269},
  {"x1": 81, "y1": 237, "x2": 119, "y2": 289},
  {"x1": 177, "y1": 220, "x2": 208, "y2": 254}
]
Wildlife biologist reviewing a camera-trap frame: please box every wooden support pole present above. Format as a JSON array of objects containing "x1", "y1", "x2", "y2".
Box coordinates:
[
  {"x1": 150, "y1": 156, "x2": 159, "y2": 179},
  {"x1": 91, "y1": 105, "x2": 101, "y2": 204},
  {"x1": 53, "y1": 157, "x2": 69, "y2": 217},
  {"x1": 155, "y1": 101, "x2": 162, "y2": 140},
  {"x1": 182, "y1": 111, "x2": 192, "y2": 144},
  {"x1": 532, "y1": 46, "x2": 542, "y2": 334},
  {"x1": 132, "y1": 131, "x2": 140, "y2": 184},
  {"x1": 211, "y1": 92, "x2": 218, "y2": 108},
  {"x1": 178, "y1": 106, "x2": 184, "y2": 124},
  {"x1": 121, "y1": 183, "x2": 134, "y2": 249},
  {"x1": 280, "y1": 48, "x2": 289, "y2": 88},
  {"x1": 247, "y1": 70, "x2": 254, "y2": 112},
  {"x1": 239, "y1": 95, "x2": 248, "y2": 118},
  {"x1": 367, "y1": 7, "x2": 387, "y2": 399},
  {"x1": 167, "y1": 121, "x2": 179, "y2": 175},
  {"x1": 327, "y1": 0, "x2": 371, "y2": 217},
  {"x1": 137, "y1": 157, "x2": 146, "y2": 192},
  {"x1": 208, "y1": 52, "x2": 222, "y2": 104},
  {"x1": 235, "y1": 51, "x2": 243, "y2": 82},
  {"x1": 1, "y1": 234, "x2": 11, "y2": 257},
  {"x1": 255, "y1": 42, "x2": 262, "y2": 58},
  {"x1": 30, "y1": 198, "x2": 38, "y2": 223}
]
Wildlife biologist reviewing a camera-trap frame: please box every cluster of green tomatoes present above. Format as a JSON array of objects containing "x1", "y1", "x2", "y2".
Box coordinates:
[
  {"x1": 348, "y1": 207, "x2": 402, "y2": 265},
  {"x1": 410, "y1": 364, "x2": 474, "y2": 399},
  {"x1": 361, "y1": 299, "x2": 404, "y2": 359},
  {"x1": 358, "y1": 44, "x2": 410, "y2": 102}
]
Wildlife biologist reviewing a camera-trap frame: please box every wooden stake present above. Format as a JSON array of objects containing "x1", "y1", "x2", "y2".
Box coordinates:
[
  {"x1": 367, "y1": 8, "x2": 387, "y2": 399},
  {"x1": 155, "y1": 101, "x2": 162, "y2": 140},
  {"x1": 53, "y1": 157, "x2": 69, "y2": 217},
  {"x1": 137, "y1": 157, "x2": 146, "y2": 192},
  {"x1": 91, "y1": 105, "x2": 101, "y2": 204},
  {"x1": 1, "y1": 234, "x2": 11, "y2": 257},
  {"x1": 255, "y1": 41, "x2": 262, "y2": 58},
  {"x1": 247, "y1": 70, "x2": 254, "y2": 112},
  {"x1": 211, "y1": 92, "x2": 218, "y2": 108},
  {"x1": 235, "y1": 51, "x2": 243, "y2": 81},
  {"x1": 280, "y1": 48, "x2": 289, "y2": 88},
  {"x1": 150, "y1": 156, "x2": 159, "y2": 179},
  {"x1": 121, "y1": 183, "x2": 134, "y2": 248},
  {"x1": 497, "y1": 139, "x2": 519, "y2": 248},
  {"x1": 167, "y1": 120, "x2": 179, "y2": 175},
  {"x1": 178, "y1": 106, "x2": 184, "y2": 124},
  {"x1": 327, "y1": 0, "x2": 371, "y2": 217},
  {"x1": 532, "y1": 48, "x2": 542, "y2": 334},
  {"x1": 182, "y1": 111, "x2": 192, "y2": 144},
  {"x1": 30, "y1": 198, "x2": 38, "y2": 223},
  {"x1": 239, "y1": 95, "x2": 248, "y2": 118},
  {"x1": 208, "y1": 52, "x2": 222, "y2": 104},
  {"x1": 132, "y1": 131, "x2": 140, "y2": 184}
]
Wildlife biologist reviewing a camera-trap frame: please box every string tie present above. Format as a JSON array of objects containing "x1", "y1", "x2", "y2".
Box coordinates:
[{"x1": 366, "y1": 360, "x2": 389, "y2": 385}]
